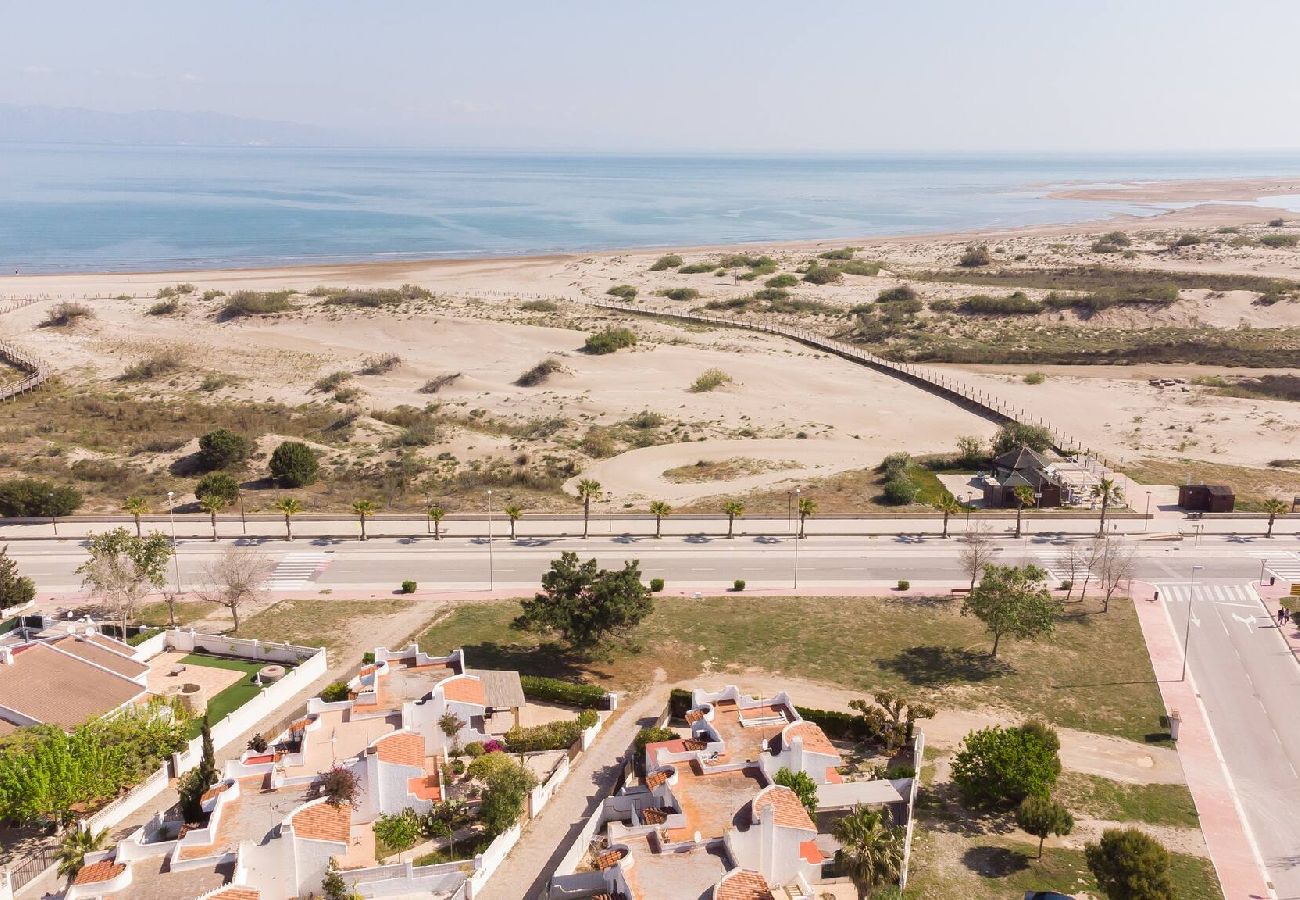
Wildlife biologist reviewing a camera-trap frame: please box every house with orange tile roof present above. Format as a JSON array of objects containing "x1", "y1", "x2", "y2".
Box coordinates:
[
  {"x1": 0, "y1": 631, "x2": 148, "y2": 731},
  {"x1": 549, "y1": 684, "x2": 921, "y2": 900}
]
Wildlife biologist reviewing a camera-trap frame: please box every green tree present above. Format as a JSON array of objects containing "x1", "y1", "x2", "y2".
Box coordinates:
[
  {"x1": 853, "y1": 691, "x2": 936, "y2": 752},
  {"x1": 0, "y1": 478, "x2": 82, "y2": 518},
  {"x1": 274, "y1": 496, "x2": 302, "y2": 541},
  {"x1": 504, "y1": 503, "x2": 523, "y2": 539},
  {"x1": 1016, "y1": 794, "x2": 1074, "y2": 859},
  {"x1": 833, "y1": 804, "x2": 904, "y2": 900},
  {"x1": 774, "y1": 767, "x2": 818, "y2": 817},
  {"x1": 196, "y1": 427, "x2": 251, "y2": 471},
  {"x1": 649, "y1": 500, "x2": 671, "y2": 538},
  {"x1": 961, "y1": 563, "x2": 1055, "y2": 657},
  {"x1": 439, "y1": 711, "x2": 466, "y2": 755},
  {"x1": 723, "y1": 500, "x2": 745, "y2": 539},
  {"x1": 956, "y1": 434, "x2": 986, "y2": 466},
  {"x1": 1085, "y1": 828, "x2": 1175, "y2": 900},
  {"x1": 178, "y1": 716, "x2": 217, "y2": 823},
  {"x1": 77, "y1": 527, "x2": 173, "y2": 634},
  {"x1": 321, "y1": 858, "x2": 359, "y2": 900},
  {"x1": 993, "y1": 422, "x2": 1054, "y2": 455},
  {"x1": 56, "y1": 827, "x2": 108, "y2": 880},
  {"x1": 121, "y1": 496, "x2": 149, "y2": 537},
  {"x1": 933, "y1": 494, "x2": 963, "y2": 538},
  {"x1": 1013, "y1": 484, "x2": 1036, "y2": 538},
  {"x1": 798, "y1": 496, "x2": 817, "y2": 539},
  {"x1": 269, "y1": 440, "x2": 319, "y2": 488},
  {"x1": 352, "y1": 499, "x2": 377, "y2": 541},
  {"x1": 196, "y1": 472, "x2": 240, "y2": 541},
  {"x1": 1092, "y1": 477, "x2": 1124, "y2": 536},
  {"x1": 951, "y1": 722, "x2": 1061, "y2": 807},
  {"x1": 319, "y1": 765, "x2": 360, "y2": 806},
  {"x1": 467, "y1": 753, "x2": 536, "y2": 836},
  {"x1": 0, "y1": 546, "x2": 35, "y2": 614},
  {"x1": 428, "y1": 503, "x2": 445, "y2": 540},
  {"x1": 576, "y1": 478, "x2": 602, "y2": 538},
  {"x1": 1264, "y1": 498, "x2": 1289, "y2": 538},
  {"x1": 516, "y1": 551, "x2": 653, "y2": 650}
]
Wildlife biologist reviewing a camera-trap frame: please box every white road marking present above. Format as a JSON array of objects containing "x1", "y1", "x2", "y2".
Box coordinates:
[{"x1": 262, "y1": 552, "x2": 331, "y2": 590}]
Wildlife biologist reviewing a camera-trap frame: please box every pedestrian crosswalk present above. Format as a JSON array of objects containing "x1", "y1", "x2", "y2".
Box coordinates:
[
  {"x1": 1244, "y1": 551, "x2": 1300, "y2": 582},
  {"x1": 262, "y1": 552, "x2": 331, "y2": 590},
  {"x1": 1036, "y1": 550, "x2": 1097, "y2": 587},
  {"x1": 1154, "y1": 581, "x2": 1261, "y2": 608}
]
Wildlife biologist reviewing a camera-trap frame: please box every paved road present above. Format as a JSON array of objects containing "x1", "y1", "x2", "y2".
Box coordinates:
[
  {"x1": 1158, "y1": 580, "x2": 1300, "y2": 898},
  {"x1": 6, "y1": 531, "x2": 1293, "y2": 594}
]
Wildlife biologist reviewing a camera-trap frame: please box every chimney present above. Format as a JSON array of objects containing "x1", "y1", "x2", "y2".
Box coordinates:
[{"x1": 0, "y1": 647, "x2": 13, "y2": 665}]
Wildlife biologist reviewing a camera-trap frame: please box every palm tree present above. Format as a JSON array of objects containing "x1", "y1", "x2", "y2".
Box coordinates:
[
  {"x1": 1092, "y1": 477, "x2": 1123, "y2": 536},
  {"x1": 1013, "y1": 485, "x2": 1036, "y2": 538},
  {"x1": 723, "y1": 500, "x2": 745, "y2": 539},
  {"x1": 933, "y1": 494, "x2": 962, "y2": 538},
  {"x1": 352, "y1": 499, "x2": 377, "y2": 541},
  {"x1": 56, "y1": 827, "x2": 108, "y2": 880},
  {"x1": 649, "y1": 501, "x2": 671, "y2": 538},
  {"x1": 274, "y1": 497, "x2": 302, "y2": 541},
  {"x1": 122, "y1": 496, "x2": 148, "y2": 538},
  {"x1": 198, "y1": 494, "x2": 229, "y2": 541},
  {"x1": 797, "y1": 496, "x2": 817, "y2": 539},
  {"x1": 428, "y1": 504, "x2": 446, "y2": 540},
  {"x1": 504, "y1": 504, "x2": 523, "y2": 539},
  {"x1": 1264, "y1": 498, "x2": 1289, "y2": 538},
  {"x1": 833, "y1": 805, "x2": 904, "y2": 900},
  {"x1": 577, "y1": 478, "x2": 601, "y2": 538}
]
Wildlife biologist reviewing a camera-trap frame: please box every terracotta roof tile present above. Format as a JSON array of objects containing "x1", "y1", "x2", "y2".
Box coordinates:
[
  {"x1": 639, "y1": 806, "x2": 669, "y2": 825},
  {"x1": 73, "y1": 860, "x2": 124, "y2": 885},
  {"x1": 0, "y1": 643, "x2": 144, "y2": 728},
  {"x1": 594, "y1": 849, "x2": 624, "y2": 870},
  {"x1": 440, "y1": 676, "x2": 486, "y2": 706},
  {"x1": 206, "y1": 889, "x2": 260, "y2": 900},
  {"x1": 375, "y1": 732, "x2": 425, "y2": 767},
  {"x1": 784, "y1": 721, "x2": 837, "y2": 757},
  {"x1": 685, "y1": 709, "x2": 705, "y2": 724},
  {"x1": 713, "y1": 870, "x2": 775, "y2": 900},
  {"x1": 50, "y1": 635, "x2": 148, "y2": 678},
  {"x1": 646, "y1": 770, "x2": 670, "y2": 789},
  {"x1": 752, "y1": 786, "x2": 816, "y2": 832},
  {"x1": 683, "y1": 738, "x2": 708, "y2": 751},
  {"x1": 292, "y1": 801, "x2": 350, "y2": 843}
]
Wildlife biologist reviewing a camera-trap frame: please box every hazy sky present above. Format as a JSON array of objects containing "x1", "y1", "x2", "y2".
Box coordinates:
[{"x1": 7, "y1": 1, "x2": 1300, "y2": 152}]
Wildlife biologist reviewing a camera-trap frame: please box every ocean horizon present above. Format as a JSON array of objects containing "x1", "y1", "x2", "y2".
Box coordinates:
[{"x1": 3, "y1": 143, "x2": 1300, "y2": 274}]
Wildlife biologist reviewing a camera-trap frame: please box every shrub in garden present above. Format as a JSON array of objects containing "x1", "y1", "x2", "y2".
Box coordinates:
[
  {"x1": 401, "y1": 580, "x2": 417, "y2": 594},
  {"x1": 650, "y1": 577, "x2": 665, "y2": 592},
  {"x1": 320, "y1": 681, "x2": 350, "y2": 703}
]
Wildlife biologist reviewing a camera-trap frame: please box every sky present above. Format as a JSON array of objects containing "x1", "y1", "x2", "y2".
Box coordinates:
[{"x1": 6, "y1": 0, "x2": 1300, "y2": 153}]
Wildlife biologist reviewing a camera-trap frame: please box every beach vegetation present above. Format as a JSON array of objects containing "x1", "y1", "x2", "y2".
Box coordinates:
[
  {"x1": 690, "y1": 368, "x2": 733, "y2": 392},
  {"x1": 360, "y1": 353, "x2": 401, "y2": 375},
  {"x1": 220, "y1": 290, "x2": 294, "y2": 318},
  {"x1": 1259, "y1": 233, "x2": 1299, "y2": 248},
  {"x1": 519, "y1": 298, "x2": 559, "y2": 311},
  {"x1": 678, "y1": 261, "x2": 716, "y2": 274},
  {"x1": 959, "y1": 291, "x2": 1042, "y2": 314},
  {"x1": 765, "y1": 273, "x2": 800, "y2": 288},
  {"x1": 583, "y1": 327, "x2": 637, "y2": 354},
  {"x1": 41, "y1": 301, "x2": 94, "y2": 327},
  {"x1": 119, "y1": 350, "x2": 184, "y2": 381},
  {"x1": 876, "y1": 284, "x2": 918, "y2": 304},
  {"x1": 657, "y1": 287, "x2": 700, "y2": 301},
  {"x1": 419, "y1": 372, "x2": 462, "y2": 393},
  {"x1": 801, "y1": 262, "x2": 843, "y2": 285},
  {"x1": 959, "y1": 244, "x2": 993, "y2": 267},
  {"x1": 197, "y1": 427, "x2": 252, "y2": 471},
  {"x1": 515, "y1": 357, "x2": 567, "y2": 386},
  {"x1": 1269, "y1": 217, "x2": 1286, "y2": 227},
  {"x1": 1023, "y1": 371, "x2": 1046, "y2": 385},
  {"x1": 321, "y1": 284, "x2": 432, "y2": 307},
  {"x1": 201, "y1": 290, "x2": 226, "y2": 301},
  {"x1": 818, "y1": 247, "x2": 861, "y2": 260},
  {"x1": 648, "y1": 254, "x2": 683, "y2": 271},
  {"x1": 147, "y1": 297, "x2": 181, "y2": 315},
  {"x1": 269, "y1": 440, "x2": 319, "y2": 488},
  {"x1": 312, "y1": 371, "x2": 353, "y2": 393},
  {"x1": 605, "y1": 284, "x2": 638, "y2": 299}
]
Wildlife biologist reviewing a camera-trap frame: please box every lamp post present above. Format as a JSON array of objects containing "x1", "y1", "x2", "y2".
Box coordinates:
[
  {"x1": 1181, "y1": 565, "x2": 1204, "y2": 682},
  {"x1": 606, "y1": 491, "x2": 614, "y2": 534},
  {"x1": 166, "y1": 490, "x2": 183, "y2": 594},
  {"x1": 486, "y1": 489, "x2": 495, "y2": 592},
  {"x1": 793, "y1": 530, "x2": 800, "y2": 590},
  {"x1": 425, "y1": 493, "x2": 432, "y2": 534},
  {"x1": 48, "y1": 491, "x2": 57, "y2": 536},
  {"x1": 1144, "y1": 491, "x2": 1152, "y2": 533}
]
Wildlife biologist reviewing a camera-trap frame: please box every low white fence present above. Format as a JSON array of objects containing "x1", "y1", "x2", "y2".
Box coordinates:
[
  {"x1": 467, "y1": 821, "x2": 523, "y2": 898},
  {"x1": 899, "y1": 729, "x2": 925, "y2": 890},
  {"x1": 81, "y1": 766, "x2": 171, "y2": 835}
]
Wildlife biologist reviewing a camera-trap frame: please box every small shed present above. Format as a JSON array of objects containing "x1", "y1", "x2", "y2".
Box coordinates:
[{"x1": 1177, "y1": 484, "x2": 1235, "y2": 513}]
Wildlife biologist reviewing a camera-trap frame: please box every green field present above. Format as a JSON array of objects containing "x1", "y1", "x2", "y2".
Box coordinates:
[
  {"x1": 180, "y1": 653, "x2": 279, "y2": 737},
  {"x1": 419, "y1": 593, "x2": 1167, "y2": 742}
]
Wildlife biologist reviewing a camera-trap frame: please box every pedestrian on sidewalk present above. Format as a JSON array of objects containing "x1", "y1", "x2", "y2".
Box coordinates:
[{"x1": 1278, "y1": 607, "x2": 1286, "y2": 625}]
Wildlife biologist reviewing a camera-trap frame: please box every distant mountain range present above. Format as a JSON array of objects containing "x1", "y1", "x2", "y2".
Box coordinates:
[{"x1": 0, "y1": 103, "x2": 351, "y2": 147}]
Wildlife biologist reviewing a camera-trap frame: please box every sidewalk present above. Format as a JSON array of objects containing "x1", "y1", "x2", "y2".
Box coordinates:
[
  {"x1": 1130, "y1": 580, "x2": 1273, "y2": 900},
  {"x1": 1252, "y1": 578, "x2": 1300, "y2": 664},
  {"x1": 473, "y1": 683, "x2": 671, "y2": 900}
]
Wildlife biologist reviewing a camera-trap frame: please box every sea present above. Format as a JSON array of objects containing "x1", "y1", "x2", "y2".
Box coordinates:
[{"x1": 2, "y1": 143, "x2": 1300, "y2": 274}]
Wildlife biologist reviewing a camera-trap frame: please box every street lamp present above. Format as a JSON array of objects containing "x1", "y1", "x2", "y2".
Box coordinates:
[
  {"x1": 606, "y1": 491, "x2": 614, "y2": 534},
  {"x1": 166, "y1": 490, "x2": 183, "y2": 594},
  {"x1": 1181, "y1": 565, "x2": 1204, "y2": 682},
  {"x1": 425, "y1": 493, "x2": 432, "y2": 534},
  {"x1": 1144, "y1": 491, "x2": 1152, "y2": 533},
  {"x1": 48, "y1": 491, "x2": 57, "y2": 536},
  {"x1": 793, "y1": 529, "x2": 800, "y2": 590},
  {"x1": 486, "y1": 489, "x2": 495, "y2": 592}
]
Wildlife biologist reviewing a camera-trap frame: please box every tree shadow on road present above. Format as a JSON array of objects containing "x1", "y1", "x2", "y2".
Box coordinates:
[{"x1": 878, "y1": 645, "x2": 1012, "y2": 685}]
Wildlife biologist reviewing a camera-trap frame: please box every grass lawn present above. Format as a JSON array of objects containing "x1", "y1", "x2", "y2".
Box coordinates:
[
  {"x1": 1056, "y1": 771, "x2": 1199, "y2": 829},
  {"x1": 418, "y1": 594, "x2": 1167, "y2": 742},
  {"x1": 239, "y1": 599, "x2": 414, "y2": 654},
  {"x1": 902, "y1": 830, "x2": 1221, "y2": 900},
  {"x1": 180, "y1": 653, "x2": 274, "y2": 738},
  {"x1": 138, "y1": 600, "x2": 211, "y2": 627}
]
